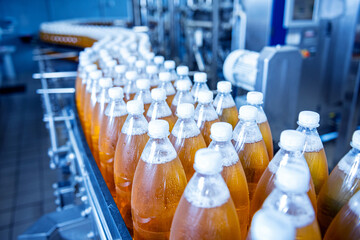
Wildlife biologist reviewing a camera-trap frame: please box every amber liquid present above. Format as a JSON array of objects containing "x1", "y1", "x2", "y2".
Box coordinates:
[
  {"x1": 170, "y1": 197, "x2": 242, "y2": 240},
  {"x1": 304, "y1": 149, "x2": 328, "y2": 195},
  {"x1": 131, "y1": 157, "x2": 187, "y2": 240},
  {"x1": 79, "y1": 80, "x2": 88, "y2": 127},
  {"x1": 258, "y1": 121, "x2": 273, "y2": 160},
  {"x1": 91, "y1": 102, "x2": 108, "y2": 165},
  {"x1": 166, "y1": 94, "x2": 175, "y2": 108},
  {"x1": 218, "y1": 106, "x2": 239, "y2": 129},
  {"x1": 83, "y1": 91, "x2": 94, "y2": 148},
  {"x1": 144, "y1": 103, "x2": 151, "y2": 116},
  {"x1": 169, "y1": 133, "x2": 207, "y2": 181},
  {"x1": 222, "y1": 161, "x2": 250, "y2": 240},
  {"x1": 114, "y1": 133, "x2": 149, "y2": 235},
  {"x1": 75, "y1": 75, "x2": 82, "y2": 118},
  {"x1": 170, "y1": 104, "x2": 177, "y2": 116},
  {"x1": 124, "y1": 92, "x2": 136, "y2": 103},
  {"x1": 295, "y1": 221, "x2": 322, "y2": 240},
  {"x1": 198, "y1": 118, "x2": 220, "y2": 146},
  {"x1": 317, "y1": 166, "x2": 360, "y2": 235},
  {"x1": 146, "y1": 115, "x2": 177, "y2": 132}
]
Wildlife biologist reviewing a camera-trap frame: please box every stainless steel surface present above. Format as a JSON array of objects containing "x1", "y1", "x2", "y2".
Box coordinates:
[{"x1": 33, "y1": 71, "x2": 78, "y2": 79}]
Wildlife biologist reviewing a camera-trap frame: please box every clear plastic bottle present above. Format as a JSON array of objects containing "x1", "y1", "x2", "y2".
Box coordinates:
[
  {"x1": 296, "y1": 111, "x2": 328, "y2": 195},
  {"x1": 170, "y1": 149, "x2": 241, "y2": 240},
  {"x1": 104, "y1": 60, "x2": 117, "y2": 78},
  {"x1": 247, "y1": 91, "x2": 274, "y2": 160},
  {"x1": 146, "y1": 65, "x2": 159, "y2": 89},
  {"x1": 154, "y1": 55, "x2": 165, "y2": 72},
  {"x1": 135, "y1": 60, "x2": 146, "y2": 78},
  {"x1": 232, "y1": 105, "x2": 269, "y2": 201},
  {"x1": 98, "y1": 87, "x2": 127, "y2": 197},
  {"x1": 261, "y1": 163, "x2": 321, "y2": 240},
  {"x1": 75, "y1": 60, "x2": 91, "y2": 116},
  {"x1": 170, "y1": 80, "x2": 194, "y2": 115},
  {"x1": 250, "y1": 130, "x2": 317, "y2": 219},
  {"x1": 213, "y1": 81, "x2": 239, "y2": 129},
  {"x1": 114, "y1": 100, "x2": 149, "y2": 236},
  {"x1": 169, "y1": 103, "x2": 206, "y2": 181},
  {"x1": 323, "y1": 190, "x2": 360, "y2": 240},
  {"x1": 79, "y1": 64, "x2": 97, "y2": 125},
  {"x1": 208, "y1": 122, "x2": 249, "y2": 240},
  {"x1": 131, "y1": 120, "x2": 187, "y2": 240},
  {"x1": 113, "y1": 65, "x2": 127, "y2": 88},
  {"x1": 126, "y1": 55, "x2": 137, "y2": 71},
  {"x1": 146, "y1": 88, "x2": 177, "y2": 132},
  {"x1": 317, "y1": 130, "x2": 360, "y2": 235},
  {"x1": 164, "y1": 60, "x2": 177, "y2": 85},
  {"x1": 123, "y1": 71, "x2": 138, "y2": 102},
  {"x1": 91, "y1": 78, "x2": 113, "y2": 165},
  {"x1": 247, "y1": 208, "x2": 296, "y2": 240},
  {"x1": 158, "y1": 72, "x2": 176, "y2": 107},
  {"x1": 194, "y1": 90, "x2": 220, "y2": 146},
  {"x1": 175, "y1": 66, "x2": 192, "y2": 89},
  {"x1": 135, "y1": 79, "x2": 152, "y2": 115},
  {"x1": 191, "y1": 72, "x2": 209, "y2": 106}
]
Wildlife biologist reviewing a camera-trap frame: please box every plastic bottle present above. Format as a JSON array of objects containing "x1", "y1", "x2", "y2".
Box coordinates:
[
  {"x1": 135, "y1": 60, "x2": 146, "y2": 78},
  {"x1": 175, "y1": 66, "x2": 192, "y2": 89},
  {"x1": 317, "y1": 130, "x2": 360, "y2": 235},
  {"x1": 261, "y1": 163, "x2": 321, "y2": 240},
  {"x1": 79, "y1": 64, "x2": 97, "y2": 125},
  {"x1": 146, "y1": 65, "x2": 159, "y2": 89},
  {"x1": 250, "y1": 130, "x2": 317, "y2": 219},
  {"x1": 123, "y1": 71, "x2": 138, "y2": 102},
  {"x1": 135, "y1": 79, "x2": 152, "y2": 115},
  {"x1": 131, "y1": 120, "x2": 187, "y2": 240},
  {"x1": 104, "y1": 60, "x2": 117, "y2": 78},
  {"x1": 323, "y1": 190, "x2": 360, "y2": 240},
  {"x1": 170, "y1": 80, "x2": 194, "y2": 115},
  {"x1": 98, "y1": 87, "x2": 127, "y2": 197},
  {"x1": 170, "y1": 149, "x2": 241, "y2": 240},
  {"x1": 208, "y1": 122, "x2": 249, "y2": 240},
  {"x1": 194, "y1": 90, "x2": 220, "y2": 146},
  {"x1": 296, "y1": 111, "x2": 328, "y2": 195},
  {"x1": 213, "y1": 81, "x2": 239, "y2": 129},
  {"x1": 191, "y1": 72, "x2": 209, "y2": 106},
  {"x1": 232, "y1": 105, "x2": 269, "y2": 201},
  {"x1": 75, "y1": 60, "x2": 91, "y2": 117},
  {"x1": 158, "y1": 72, "x2": 176, "y2": 107},
  {"x1": 169, "y1": 103, "x2": 206, "y2": 181},
  {"x1": 113, "y1": 65, "x2": 127, "y2": 88},
  {"x1": 164, "y1": 60, "x2": 177, "y2": 84},
  {"x1": 247, "y1": 208, "x2": 296, "y2": 240},
  {"x1": 154, "y1": 55, "x2": 165, "y2": 72},
  {"x1": 146, "y1": 88, "x2": 177, "y2": 131},
  {"x1": 113, "y1": 100, "x2": 149, "y2": 235},
  {"x1": 247, "y1": 91, "x2": 274, "y2": 160},
  {"x1": 91, "y1": 78, "x2": 113, "y2": 165},
  {"x1": 126, "y1": 55, "x2": 137, "y2": 71}
]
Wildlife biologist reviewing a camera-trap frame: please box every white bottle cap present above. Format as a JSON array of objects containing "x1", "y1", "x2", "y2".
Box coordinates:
[
  {"x1": 151, "y1": 88, "x2": 167, "y2": 101},
  {"x1": 108, "y1": 87, "x2": 124, "y2": 99},
  {"x1": 194, "y1": 72, "x2": 207, "y2": 83},
  {"x1": 114, "y1": 65, "x2": 127, "y2": 74},
  {"x1": 176, "y1": 80, "x2": 191, "y2": 91},
  {"x1": 176, "y1": 103, "x2": 194, "y2": 118},
  {"x1": 89, "y1": 70, "x2": 102, "y2": 79},
  {"x1": 127, "y1": 100, "x2": 144, "y2": 115},
  {"x1": 148, "y1": 119, "x2": 170, "y2": 138},
  {"x1": 106, "y1": 60, "x2": 117, "y2": 68},
  {"x1": 159, "y1": 72, "x2": 172, "y2": 82},
  {"x1": 210, "y1": 122, "x2": 233, "y2": 141},
  {"x1": 279, "y1": 130, "x2": 306, "y2": 151},
  {"x1": 85, "y1": 64, "x2": 97, "y2": 73},
  {"x1": 135, "y1": 60, "x2": 146, "y2": 69},
  {"x1": 164, "y1": 60, "x2": 175, "y2": 69},
  {"x1": 136, "y1": 79, "x2": 150, "y2": 90},
  {"x1": 247, "y1": 91, "x2": 264, "y2": 105},
  {"x1": 298, "y1": 111, "x2": 320, "y2": 128},
  {"x1": 176, "y1": 66, "x2": 189, "y2": 75},
  {"x1": 128, "y1": 56, "x2": 137, "y2": 64},
  {"x1": 125, "y1": 71, "x2": 138, "y2": 81},
  {"x1": 238, "y1": 105, "x2": 257, "y2": 121},
  {"x1": 217, "y1": 81, "x2": 232, "y2": 93},
  {"x1": 145, "y1": 52, "x2": 155, "y2": 61},
  {"x1": 146, "y1": 65, "x2": 158, "y2": 74},
  {"x1": 154, "y1": 55, "x2": 164, "y2": 65},
  {"x1": 351, "y1": 130, "x2": 360, "y2": 150},
  {"x1": 99, "y1": 78, "x2": 113, "y2": 88},
  {"x1": 251, "y1": 209, "x2": 295, "y2": 240},
  {"x1": 194, "y1": 149, "x2": 223, "y2": 175},
  {"x1": 275, "y1": 163, "x2": 310, "y2": 193},
  {"x1": 198, "y1": 90, "x2": 213, "y2": 103}
]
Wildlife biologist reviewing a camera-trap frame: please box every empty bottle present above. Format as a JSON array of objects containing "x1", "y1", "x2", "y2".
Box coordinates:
[
  {"x1": 169, "y1": 103, "x2": 206, "y2": 181},
  {"x1": 170, "y1": 80, "x2": 194, "y2": 115},
  {"x1": 98, "y1": 87, "x2": 127, "y2": 197},
  {"x1": 208, "y1": 122, "x2": 249, "y2": 240},
  {"x1": 146, "y1": 65, "x2": 159, "y2": 89},
  {"x1": 247, "y1": 91, "x2": 273, "y2": 160},
  {"x1": 296, "y1": 111, "x2": 328, "y2": 195},
  {"x1": 175, "y1": 66, "x2": 192, "y2": 88},
  {"x1": 191, "y1": 72, "x2": 209, "y2": 106},
  {"x1": 114, "y1": 100, "x2": 149, "y2": 235},
  {"x1": 131, "y1": 120, "x2": 187, "y2": 240},
  {"x1": 158, "y1": 72, "x2": 176, "y2": 107},
  {"x1": 317, "y1": 130, "x2": 360, "y2": 235},
  {"x1": 113, "y1": 65, "x2": 127, "y2": 88},
  {"x1": 170, "y1": 149, "x2": 241, "y2": 240},
  {"x1": 123, "y1": 71, "x2": 138, "y2": 102},
  {"x1": 154, "y1": 55, "x2": 165, "y2": 72},
  {"x1": 261, "y1": 163, "x2": 321, "y2": 240},
  {"x1": 213, "y1": 81, "x2": 239, "y2": 129},
  {"x1": 164, "y1": 60, "x2": 177, "y2": 84},
  {"x1": 194, "y1": 90, "x2": 220, "y2": 146},
  {"x1": 135, "y1": 79, "x2": 152, "y2": 115}
]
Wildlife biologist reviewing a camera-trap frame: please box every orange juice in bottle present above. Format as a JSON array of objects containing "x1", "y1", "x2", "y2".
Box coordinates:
[
  {"x1": 124, "y1": 71, "x2": 138, "y2": 102},
  {"x1": 170, "y1": 80, "x2": 194, "y2": 115},
  {"x1": 75, "y1": 56, "x2": 90, "y2": 115},
  {"x1": 98, "y1": 87, "x2": 127, "y2": 197},
  {"x1": 170, "y1": 149, "x2": 241, "y2": 240},
  {"x1": 296, "y1": 111, "x2": 328, "y2": 195},
  {"x1": 169, "y1": 103, "x2": 206, "y2": 181},
  {"x1": 164, "y1": 60, "x2": 177, "y2": 85},
  {"x1": 159, "y1": 72, "x2": 176, "y2": 107},
  {"x1": 175, "y1": 66, "x2": 192, "y2": 89},
  {"x1": 135, "y1": 79, "x2": 152, "y2": 115},
  {"x1": 317, "y1": 130, "x2": 360, "y2": 235},
  {"x1": 113, "y1": 65, "x2": 127, "y2": 88},
  {"x1": 194, "y1": 90, "x2": 220, "y2": 146},
  {"x1": 114, "y1": 100, "x2": 149, "y2": 235},
  {"x1": 146, "y1": 65, "x2": 159, "y2": 89},
  {"x1": 79, "y1": 64, "x2": 97, "y2": 125},
  {"x1": 247, "y1": 91, "x2": 273, "y2": 160},
  {"x1": 213, "y1": 81, "x2": 238, "y2": 129},
  {"x1": 232, "y1": 105, "x2": 269, "y2": 201},
  {"x1": 131, "y1": 120, "x2": 187, "y2": 240},
  {"x1": 91, "y1": 78, "x2": 113, "y2": 165},
  {"x1": 146, "y1": 88, "x2": 177, "y2": 131},
  {"x1": 208, "y1": 122, "x2": 249, "y2": 240},
  {"x1": 191, "y1": 72, "x2": 209, "y2": 106}
]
